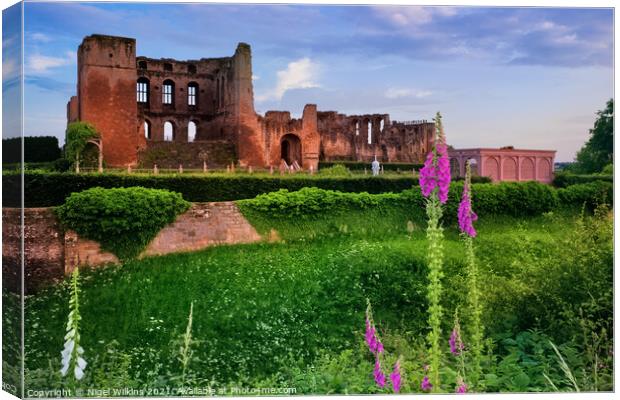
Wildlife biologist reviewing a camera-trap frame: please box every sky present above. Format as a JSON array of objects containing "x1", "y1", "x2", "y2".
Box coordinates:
[{"x1": 2, "y1": 2, "x2": 614, "y2": 161}]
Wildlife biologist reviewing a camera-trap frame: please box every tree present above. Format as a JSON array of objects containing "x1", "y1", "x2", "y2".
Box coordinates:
[
  {"x1": 574, "y1": 99, "x2": 613, "y2": 174},
  {"x1": 65, "y1": 122, "x2": 102, "y2": 173}
]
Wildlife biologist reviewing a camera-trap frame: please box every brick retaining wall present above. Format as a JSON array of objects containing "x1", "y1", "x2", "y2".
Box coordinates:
[{"x1": 2, "y1": 202, "x2": 261, "y2": 292}]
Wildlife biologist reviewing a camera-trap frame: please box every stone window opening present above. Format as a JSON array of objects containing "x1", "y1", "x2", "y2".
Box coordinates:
[
  {"x1": 162, "y1": 79, "x2": 174, "y2": 105},
  {"x1": 188, "y1": 121, "x2": 197, "y2": 142},
  {"x1": 188, "y1": 64, "x2": 196, "y2": 74},
  {"x1": 188, "y1": 82, "x2": 198, "y2": 106},
  {"x1": 137, "y1": 77, "x2": 149, "y2": 103},
  {"x1": 164, "y1": 121, "x2": 175, "y2": 141},
  {"x1": 163, "y1": 62, "x2": 173, "y2": 72},
  {"x1": 367, "y1": 121, "x2": 372, "y2": 144},
  {"x1": 144, "y1": 120, "x2": 151, "y2": 140},
  {"x1": 355, "y1": 121, "x2": 360, "y2": 136},
  {"x1": 138, "y1": 60, "x2": 147, "y2": 69}
]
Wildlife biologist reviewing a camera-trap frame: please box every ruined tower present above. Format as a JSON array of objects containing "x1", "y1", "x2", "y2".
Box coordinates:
[{"x1": 74, "y1": 34, "x2": 144, "y2": 166}]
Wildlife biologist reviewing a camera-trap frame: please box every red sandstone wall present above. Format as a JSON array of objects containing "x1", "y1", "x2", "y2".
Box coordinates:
[
  {"x1": 3, "y1": 208, "x2": 65, "y2": 293},
  {"x1": 77, "y1": 35, "x2": 143, "y2": 166},
  {"x1": 4, "y1": 203, "x2": 262, "y2": 291}
]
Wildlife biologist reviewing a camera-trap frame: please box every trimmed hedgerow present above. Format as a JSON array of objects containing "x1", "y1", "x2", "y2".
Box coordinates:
[
  {"x1": 556, "y1": 181, "x2": 613, "y2": 210},
  {"x1": 239, "y1": 187, "x2": 402, "y2": 219},
  {"x1": 55, "y1": 187, "x2": 190, "y2": 261},
  {"x1": 552, "y1": 172, "x2": 613, "y2": 188},
  {"x1": 239, "y1": 182, "x2": 561, "y2": 222},
  {"x1": 6, "y1": 171, "x2": 419, "y2": 207},
  {"x1": 5, "y1": 171, "x2": 492, "y2": 207}
]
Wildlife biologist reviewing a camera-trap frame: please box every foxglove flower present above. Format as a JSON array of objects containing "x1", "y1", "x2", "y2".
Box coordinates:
[
  {"x1": 458, "y1": 165, "x2": 478, "y2": 237},
  {"x1": 421, "y1": 376, "x2": 432, "y2": 392},
  {"x1": 61, "y1": 267, "x2": 87, "y2": 380},
  {"x1": 449, "y1": 324, "x2": 464, "y2": 356},
  {"x1": 374, "y1": 358, "x2": 386, "y2": 388},
  {"x1": 456, "y1": 376, "x2": 468, "y2": 393},
  {"x1": 389, "y1": 358, "x2": 402, "y2": 393},
  {"x1": 419, "y1": 113, "x2": 451, "y2": 204},
  {"x1": 365, "y1": 302, "x2": 384, "y2": 355}
]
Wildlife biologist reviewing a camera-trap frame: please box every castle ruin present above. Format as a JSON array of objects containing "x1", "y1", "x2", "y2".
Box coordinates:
[{"x1": 67, "y1": 34, "x2": 435, "y2": 169}]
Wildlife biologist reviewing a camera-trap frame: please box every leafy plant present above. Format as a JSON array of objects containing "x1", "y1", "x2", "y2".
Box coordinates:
[{"x1": 55, "y1": 187, "x2": 190, "y2": 260}]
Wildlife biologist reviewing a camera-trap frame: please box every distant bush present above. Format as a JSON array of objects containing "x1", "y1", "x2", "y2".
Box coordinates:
[
  {"x1": 55, "y1": 187, "x2": 190, "y2": 260},
  {"x1": 2, "y1": 136, "x2": 61, "y2": 163},
  {"x1": 556, "y1": 181, "x2": 613, "y2": 210},
  {"x1": 318, "y1": 164, "x2": 351, "y2": 176},
  {"x1": 552, "y1": 172, "x2": 612, "y2": 188}
]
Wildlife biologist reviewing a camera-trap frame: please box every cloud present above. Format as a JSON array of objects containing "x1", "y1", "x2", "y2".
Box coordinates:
[
  {"x1": 27, "y1": 32, "x2": 52, "y2": 43},
  {"x1": 385, "y1": 87, "x2": 432, "y2": 99},
  {"x1": 373, "y1": 6, "x2": 458, "y2": 29},
  {"x1": 26, "y1": 51, "x2": 75, "y2": 74},
  {"x1": 257, "y1": 57, "x2": 320, "y2": 101}
]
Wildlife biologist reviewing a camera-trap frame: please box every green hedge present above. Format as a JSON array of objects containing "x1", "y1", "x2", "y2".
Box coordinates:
[
  {"x1": 55, "y1": 187, "x2": 190, "y2": 260},
  {"x1": 556, "y1": 181, "x2": 613, "y2": 210},
  {"x1": 2, "y1": 136, "x2": 62, "y2": 163},
  {"x1": 319, "y1": 161, "x2": 424, "y2": 171},
  {"x1": 240, "y1": 182, "x2": 562, "y2": 222},
  {"x1": 6, "y1": 171, "x2": 422, "y2": 207},
  {"x1": 552, "y1": 172, "x2": 613, "y2": 188}
]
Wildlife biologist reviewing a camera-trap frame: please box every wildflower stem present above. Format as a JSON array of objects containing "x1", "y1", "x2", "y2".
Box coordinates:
[{"x1": 426, "y1": 194, "x2": 444, "y2": 392}]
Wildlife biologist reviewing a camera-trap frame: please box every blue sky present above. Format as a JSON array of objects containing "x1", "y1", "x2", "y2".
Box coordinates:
[{"x1": 3, "y1": 2, "x2": 614, "y2": 161}]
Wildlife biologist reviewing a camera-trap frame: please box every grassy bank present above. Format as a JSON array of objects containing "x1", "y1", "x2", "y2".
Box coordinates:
[{"x1": 22, "y1": 194, "x2": 612, "y2": 392}]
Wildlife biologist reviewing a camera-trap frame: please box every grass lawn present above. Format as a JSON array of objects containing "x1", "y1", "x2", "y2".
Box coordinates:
[{"x1": 22, "y1": 199, "x2": 611, "y2": 393}]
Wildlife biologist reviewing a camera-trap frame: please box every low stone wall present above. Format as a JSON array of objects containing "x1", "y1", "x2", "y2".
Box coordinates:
[{"x1": 2, "y1": 202, "x2": 261, "y2": 292}]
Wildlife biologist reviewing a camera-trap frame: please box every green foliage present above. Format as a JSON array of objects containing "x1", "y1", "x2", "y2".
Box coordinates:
[
  {"x1": 556, "y1": 181, "x2": 613, "y2": 210},
  {"x1": 6, "y1": 171, "x2": 420, "y2": 207},
  {"x1": 320, "y1": 161, "x2": 424, "y2": 172},
  {"x1": 55, "y1": 187, "x2": 190, "y2": 260},
  {"x1": 239, "y1": 187, "x2": 400, "y2": 219},
  {"x1": 240, "y1": 182, "x2": 561, "y2": 225},
  {"x1": 573, "y1": 99, "x2": 613, "y2": 173},
  {"x1": 318, "y1": 164, "x2": 351, "y2": 176},
  {"x1": 600, "y1": 163, "x2": 613, "y2": 175},
  {"x1": 2, "y1": 136, "x2": 61, "y2": 163},
  {"x1": 64, "y1": 122, "x2": 99, "y2": 163},
  {"x1": 552, "y1": 172, "x2": 612, "y2": 188}
]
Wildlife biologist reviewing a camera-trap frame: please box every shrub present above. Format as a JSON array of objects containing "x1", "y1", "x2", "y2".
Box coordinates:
[
  {"x1": 55, "y1": 187, "x2": 190, "y2": 260},
  {"x1": 239, "y1": 187, "x2": 401, "y2": 218},
  {"x1": 556, "y1": 181, "x2": 613, "y2": 210},
  {"x1": 552, "y1": 172, "x2": 612, "y2": 188},
  {"x1": 318, "y1": 164, "x2": 351, "y2": 176}
]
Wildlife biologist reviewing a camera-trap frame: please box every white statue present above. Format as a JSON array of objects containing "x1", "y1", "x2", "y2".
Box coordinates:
[{"x1": 371, "y1": 156, "x2": 380, "y2": 176}]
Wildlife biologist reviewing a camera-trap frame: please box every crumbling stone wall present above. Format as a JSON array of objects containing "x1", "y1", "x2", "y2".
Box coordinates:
[
  {"x1": 317, "y1": 111, "x2": 434, "y2": 163},
  {"x1": 3, "y1": 203, "x2": 262, "y2": 292}
]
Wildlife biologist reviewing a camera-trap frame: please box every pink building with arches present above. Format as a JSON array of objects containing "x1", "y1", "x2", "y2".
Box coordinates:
[{"x1": 448, "y1": 147, "x2": 556, "y2": 183}]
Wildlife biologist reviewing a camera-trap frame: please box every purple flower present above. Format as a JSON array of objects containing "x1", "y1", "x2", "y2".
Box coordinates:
[
  {"x1": 374, "y1": 358, "x2": 386, "y2": 388},
  {"x1": 365, "y1": 319, "x2": 378, "y2": 353},
  {"x1": 419, "y1": 143, "x2": 451, "y2": 204},
  {"x1": 365, "y1": 316, "x2": 384, "y2": 355},
  {"x1": 456, "y1": 377, "x2": 468, "y2": 393},
  {"x1": 389, "y1": 359, "x2": 401, "y2": 393},
  {"x1": 458, "y1": 182, "x2": 478, "y2": 237},
  {"x1": 449, "y1": 326, "x2": 464, "y2": 356},
  {"x1": 421, "y1": 376, "x2": 432, "y2": 392}
]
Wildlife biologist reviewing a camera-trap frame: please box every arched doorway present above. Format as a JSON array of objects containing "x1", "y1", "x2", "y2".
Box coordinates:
[{"x1": 280, "y1": 134, "x2": 302, "y2": 165}]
